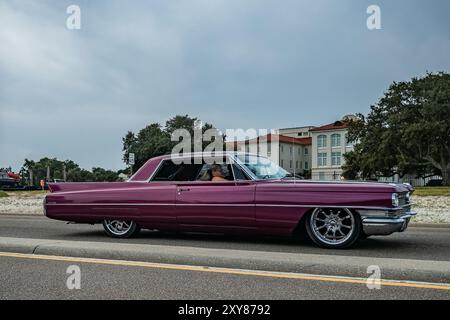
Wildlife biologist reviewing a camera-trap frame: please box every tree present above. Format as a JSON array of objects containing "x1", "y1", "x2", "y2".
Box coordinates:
[
  {"x1": 122, "y1": 131, "x2": 137, "y2": 166},
  {"x1": 343, "y1": 72, "x2": 450, "y2": 185},
  {"x1": 92, "y1": 167, "x2": 120, "y2": 182},
  {"x1": 122, "y1": 123, "x2": 171, "y2": 171},
  {"x1": 122, "y1": 115, "x2": 225, "y2": 172},
  {"x1": 20, "y1": 158, "x2": 119, "y2": 185}
]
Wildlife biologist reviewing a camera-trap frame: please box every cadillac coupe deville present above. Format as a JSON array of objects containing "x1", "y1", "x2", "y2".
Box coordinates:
[{"x1": 44, "y1": 152, "x2": 416, "y2": 249}]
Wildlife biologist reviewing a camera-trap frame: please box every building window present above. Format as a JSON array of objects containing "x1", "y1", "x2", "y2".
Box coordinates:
[
  {"x1": 281, "y1": 159, "x2": 284, "y2": 167},
  {"x1": 304, "y1": 161, "x2": 308, "y2": 170},
  {"x1": 304, "y1": 147, "x2": 308, "y2": 155},
  {"x1": 303, "y1": 132, "x2": 309, "y2": 136},
  {"x1": 317, "y1": 135, "x2": 327, "y2": 148},
  {"x1": 318, "y1": 152, "x2": 327, "y2": 166},
  {"x1": 289, "y1": 146, "x2": 292, "y2": 155},
  {"x1": 331, "y1": 151, "x2": 341, "y2": 166},
  {"x1": 331, "y1": 134, "x2": 341, "y2": 147},
  {"x1": 345, "y1": 134, "x2": 352, "y2": 147},
  {"x1": 296, "y1": 161, "x2": 299, "y2": 169}
]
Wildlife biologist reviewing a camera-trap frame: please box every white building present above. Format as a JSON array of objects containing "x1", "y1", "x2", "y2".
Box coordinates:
[
  {"x1": 310, "y1": 119, "x2": 354, "y2": 180},
  {"x1": 276, "y1": 126, "x2": 315, "y2": 138},
  {"x1": 228, "y1": 116, "x2": 357, "y2": 180},
  {"x1": 229, "y1": 133, "x2": 312, "y2": 175}
]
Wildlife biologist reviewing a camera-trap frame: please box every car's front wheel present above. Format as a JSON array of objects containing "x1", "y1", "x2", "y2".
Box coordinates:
[
  {"x1": 102, "y1": 219, "x2": 140, "y2": 238},
  {"x1": 305, "y1": 208, "x2": 361, "y2": 249}
]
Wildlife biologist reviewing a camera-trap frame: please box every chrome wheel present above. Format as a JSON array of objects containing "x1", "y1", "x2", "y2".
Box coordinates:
[
  {"x1": 103, "y1": 220, "x2": 134, "y2": 236},
  {"x1": 309, "y1": 208, "x2": 356, "y2": 246}
]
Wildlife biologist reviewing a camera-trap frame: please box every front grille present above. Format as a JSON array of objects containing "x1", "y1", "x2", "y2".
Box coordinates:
[
  {"x1": 394, "y1": 205, "x2": 412, "y2": 216},
  {"x1": 398, "y1": 193, "x2": 409, "y2": 206}
]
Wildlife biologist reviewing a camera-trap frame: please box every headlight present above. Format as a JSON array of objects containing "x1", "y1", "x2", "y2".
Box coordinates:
[
  {"x1": 392, "y1": 193, "x2": 399, "y2": 207},
  {"x1": 405, "y1": 192, "x2": 411, "y2": 204}
]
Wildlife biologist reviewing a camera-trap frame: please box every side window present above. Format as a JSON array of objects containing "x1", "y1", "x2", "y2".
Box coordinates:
[
  {"x1": 232, "y1": 164, "x2": 250, "y2": 181},
  {"x1": 195, "y1": 163, "x2": 235, "y2": 181},
  {"x1": 152, "y1": 161, "x2": 181, "y2": 181},
  {"x1": 151, "y1": 157, "x2": 251, "y2": 182},
  {"x1": 151, "y1": 160, "x2": 203, "y2": 181}
]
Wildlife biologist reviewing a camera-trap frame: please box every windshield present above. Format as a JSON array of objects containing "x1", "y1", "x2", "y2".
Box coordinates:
[{"x1": 236, "y1": 154, "x2": 291, "y2": 180}]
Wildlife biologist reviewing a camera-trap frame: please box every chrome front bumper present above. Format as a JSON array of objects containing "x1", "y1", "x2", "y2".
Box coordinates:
[{"x1": 358, "y1": 208, "x2": 417, "y2": 236}]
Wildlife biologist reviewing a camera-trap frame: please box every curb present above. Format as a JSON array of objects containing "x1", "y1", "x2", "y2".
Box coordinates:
[
  {"x1": 0, "y1": 213, "x2": 44, "y2": 217},
  {"x1": 0, "y1": 236, "x2": 448, "y2": 284},
  {"x1": 410, "y1": 223, "x2": 450, "y2": 228}
]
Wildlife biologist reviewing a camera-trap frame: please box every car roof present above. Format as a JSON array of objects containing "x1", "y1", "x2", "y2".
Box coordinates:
[{"x1": 158, "y1": 151, "x2": 259, "y2": 160}]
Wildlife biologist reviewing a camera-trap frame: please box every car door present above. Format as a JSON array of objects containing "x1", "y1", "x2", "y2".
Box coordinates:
[
  {"x1": 175, "y1": 157, "x2": 256, "y2": 233},
  {"x1": 136, "y1": 159, "x2": 180, "y2": 232}
]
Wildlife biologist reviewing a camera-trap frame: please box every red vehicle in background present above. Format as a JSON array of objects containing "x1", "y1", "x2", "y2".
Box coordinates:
[{"x1": 0, "y1": 169, "x2": 21, "y2": 189}]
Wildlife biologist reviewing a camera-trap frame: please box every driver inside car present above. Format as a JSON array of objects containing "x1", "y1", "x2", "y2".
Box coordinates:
[{"x1": 211, "y1": 164, "x2": 227, "y2": 181}]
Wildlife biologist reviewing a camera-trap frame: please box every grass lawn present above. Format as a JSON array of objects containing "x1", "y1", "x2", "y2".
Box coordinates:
[
  {"x1": 0, "y1": 191, "x2": 9, "y2": 198},
  {"x1": 413, "y1": 186, "x2": 450, "y2": 197}
]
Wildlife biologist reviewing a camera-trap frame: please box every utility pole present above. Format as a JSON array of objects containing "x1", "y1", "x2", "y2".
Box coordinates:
[
  {"x1": 29, "y1": 170, "x2": 33, "y2": 187},
  {"x1": 63, "y1": 164, "x2": 67, "y2": 182},
  {"x1": 129, "y1": 153, "x2": 135, "y2": 177},
  {"x1": 46, "y1": 166, "x2": 51, "y2": 182}
]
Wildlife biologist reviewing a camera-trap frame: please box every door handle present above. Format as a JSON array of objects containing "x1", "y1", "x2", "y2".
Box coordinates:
[{"x1": 177, "y1": 188, "x2": 190, "y2": 194}]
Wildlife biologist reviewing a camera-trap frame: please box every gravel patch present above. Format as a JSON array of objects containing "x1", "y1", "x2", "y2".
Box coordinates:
[
  {"x1": 411, "y1": 196, "x2": 450, "y2": 224},
  {"x1": 0, "y1": 192, "x2": 45, "y2": 215},
  {"x1": 0, "y1": 193, "x2": 449, "y2": 223}
]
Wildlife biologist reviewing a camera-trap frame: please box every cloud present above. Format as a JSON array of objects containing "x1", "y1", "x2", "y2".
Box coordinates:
[{"x1": 1, "y1": 0, "x2": 449, "y2": 170}]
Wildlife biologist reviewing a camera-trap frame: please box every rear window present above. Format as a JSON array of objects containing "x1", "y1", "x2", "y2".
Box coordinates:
[
  {"x1": 152, "y1": 161, "x2": 203, "y2": 182},
  {"x1": 151, "y1": 157, "x2": 245, "y2": 182}
]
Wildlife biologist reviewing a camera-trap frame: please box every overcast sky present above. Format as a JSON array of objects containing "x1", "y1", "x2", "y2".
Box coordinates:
[{"x1": 1, "y1": 0, "x2": 449, "y2": 171}]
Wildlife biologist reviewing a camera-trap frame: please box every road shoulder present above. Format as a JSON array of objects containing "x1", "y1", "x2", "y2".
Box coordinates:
[{"x1": 0, "y1": 236, "x2": 449, "y2": 284}]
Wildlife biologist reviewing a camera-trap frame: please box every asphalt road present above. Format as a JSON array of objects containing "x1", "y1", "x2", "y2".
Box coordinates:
[
  {"x1": 1, "y1": 255, "x2": 449, "y2": 300},
  {"x1": 0, "y1": 215, "x2": 449, "y2": 300},
  {"x1": 0, "y1": 215, "x2": 449, "y2": 261}
]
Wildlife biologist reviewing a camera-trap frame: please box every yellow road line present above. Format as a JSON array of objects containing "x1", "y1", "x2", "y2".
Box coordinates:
[{"x1": 0, "y1": 251, "x2": 449, "y2": 291}]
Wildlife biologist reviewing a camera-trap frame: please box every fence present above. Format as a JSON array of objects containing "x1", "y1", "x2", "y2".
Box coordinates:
[
  {"x1": 309, "y1": 171, "x2": 442, "y2": 187},
  {"x1": 377, "y1": 175, "x2": 442, "y2": 187}
]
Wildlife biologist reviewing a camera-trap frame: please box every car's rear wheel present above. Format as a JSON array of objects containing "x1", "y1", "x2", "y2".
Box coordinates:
[
  {"x1": 305, "y1": 208, "x2": 361, "y2": 249},
  {"x1": 102, "y1": 219, "x2": 140, "y2": 238}
]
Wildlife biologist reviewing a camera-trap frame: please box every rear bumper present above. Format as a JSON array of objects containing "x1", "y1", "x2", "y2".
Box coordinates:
[{"x1": 358, "y1": 207, "x2": 416, "y2": 236}]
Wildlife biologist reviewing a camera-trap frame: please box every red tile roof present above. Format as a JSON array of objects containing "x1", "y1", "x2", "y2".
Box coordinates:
[
  {"x1": 309, "y1": 121, "x2": 348, "y2": 132},
  {"x1": 231, "y1": 134, "x2": 311, "y2": 146}
]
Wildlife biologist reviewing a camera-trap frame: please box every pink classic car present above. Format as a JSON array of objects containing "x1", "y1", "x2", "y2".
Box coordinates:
[{"x1": 44, "y1": 152, "x2": 416, "y2": 249}]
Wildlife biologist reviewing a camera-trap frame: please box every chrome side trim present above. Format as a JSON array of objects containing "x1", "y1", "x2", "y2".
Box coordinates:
[
  {"x1": 46, "y1": 203, "x2": 174, "y2": 206},
  {"x1": 255, "y1": 204, "x2": 399, "y2": 210},
  {"x1": 46, "y1": 202, "x2": 401, "y2": 211},
  {"x1": 46, "y1": 203, "x2": 252, "y2": 207}
]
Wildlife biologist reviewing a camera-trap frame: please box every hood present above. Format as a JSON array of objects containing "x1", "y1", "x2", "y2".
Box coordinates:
[{"x1": 259, "y1": 179, "x2": 412, "y2": 193}]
